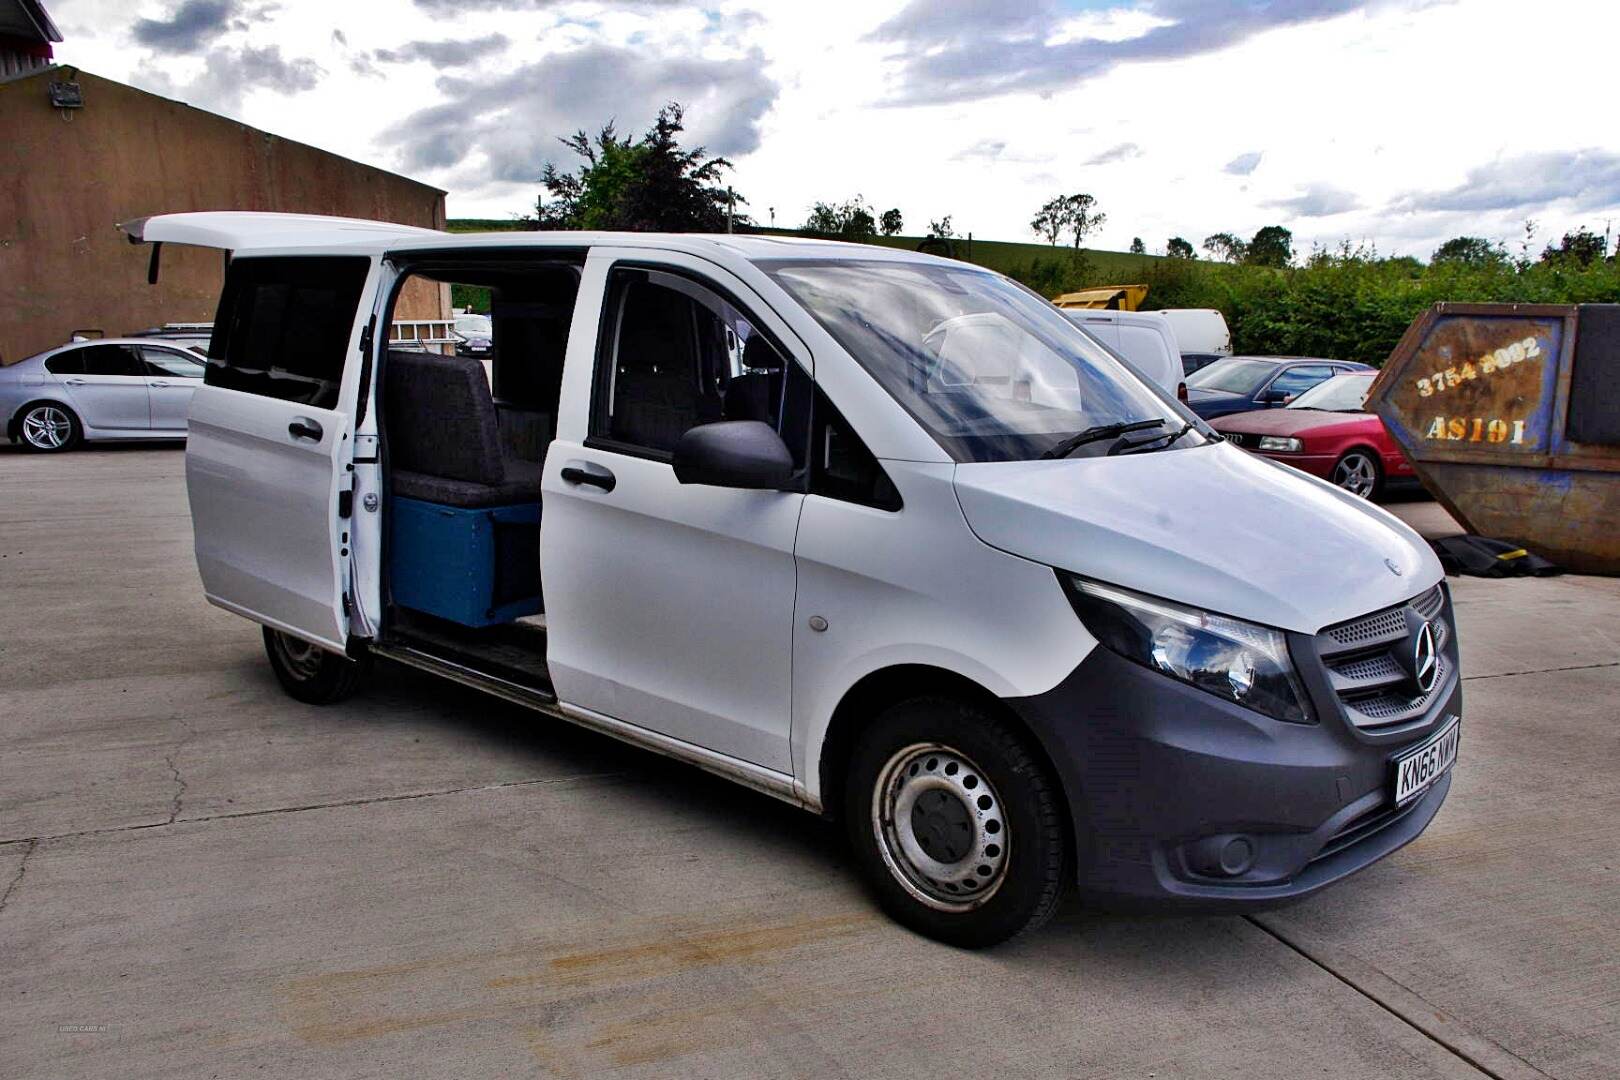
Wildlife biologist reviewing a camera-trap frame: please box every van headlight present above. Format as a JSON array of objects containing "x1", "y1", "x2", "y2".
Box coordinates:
[
  {"x1": 1061, "y1": 576, "x2": 1312, "y2": 723},
  {"x1": 1258, "y1": 436, "x2": 1303, "y2": 452}
]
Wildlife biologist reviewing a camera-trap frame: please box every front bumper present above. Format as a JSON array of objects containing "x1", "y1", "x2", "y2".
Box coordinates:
[{"x1": 1006, "y1": 626, "x2": 1460, "y2": 912}]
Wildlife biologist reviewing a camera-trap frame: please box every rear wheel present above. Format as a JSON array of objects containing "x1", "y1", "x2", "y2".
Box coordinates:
[
  {"x1": 263, "y1": 627, "x2": 366, "y2": 704},
  {"x1": 18, "y1": 402, "x2": 80, "y2": 452},
  {"x1": 845, "y1": 696, "x2": 1068, "y2": 948},
  {"x1": 1332, "y1": 449, "x2": 1383, "y2": 500}
]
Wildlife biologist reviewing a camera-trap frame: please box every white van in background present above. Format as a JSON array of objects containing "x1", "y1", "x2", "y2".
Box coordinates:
[
  {"x1": 1061, "y1": 309, "x2": 1184, "y2": 399},
  {"x1": 1158, "y1": 308, "x2": 1232, "y2": 358}
]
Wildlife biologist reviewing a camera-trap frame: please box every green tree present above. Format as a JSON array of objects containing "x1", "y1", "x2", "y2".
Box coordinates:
[
  {"x1": 1031, "y1": 197, "x2": 1066, "y2": 245},
  {"x1": 535, "y1": 103, "x2": 739, "y2": 232},
  {"x1": 880, "y1": 208, "x2": 903, "y2": 236},
  {"x1": 1246, "y1": 225, "x2": 1293, "y2": 268},
  {"x1": 1064, "y1": 193, "x2": 1106, "y2": 252},
  {"x1": 1129, "y1": 237, "x2": 1145, "y2": 254},
  {"x1": 1432, "y1": 236, "x2": 1501, "y2": 265},
  {"x1": 803, "y1": 195, "x2": 877, "y2": 240},
  {"x1": 1166, "y1": 236, "x2": 1195, "y2": 259},
  {"x1": 1542, "y1": 227, "x2": 1606, "y2": 266},
  {"x1": 1203, "y1": 232, "x2": 1247, "y2": 262},
  {"x1": 927, "y1": 215, "x2": 956, "y2": 240}
]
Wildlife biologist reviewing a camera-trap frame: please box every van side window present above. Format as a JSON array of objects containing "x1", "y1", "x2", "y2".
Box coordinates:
[
  {"x1": 812, "y1": 388, "x2": 901, "y2": 511},
  {"x1": 209, "y1": 256, "x2": 371, "y2": 409},
  {"x1": 593, "y1": 267, "x2": 809, "y2": 470}
]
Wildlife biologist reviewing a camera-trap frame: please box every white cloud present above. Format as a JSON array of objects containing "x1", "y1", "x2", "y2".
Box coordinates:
[{"x1": 42, "y1": 0, "x2": 1620, "y2": 260}]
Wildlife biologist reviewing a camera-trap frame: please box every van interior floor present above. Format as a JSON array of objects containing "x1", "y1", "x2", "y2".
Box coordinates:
[{"x1": 387, "y1": 608, "x2": 552, "y2": 694}]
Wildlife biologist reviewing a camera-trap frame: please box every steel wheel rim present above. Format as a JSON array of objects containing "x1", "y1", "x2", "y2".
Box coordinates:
[
  {"x1": 871, "y1": 743, "x2": 1010, "y2": 912},
  {"x1": 1333, "y1": 453, "x2": 1377, "y2": 497},
  {"x1": 273, "y1": 632, "x2": 325, "y2": 680},
  {"x1": 22, "y1": 406, "x2": 70, "y2": 449}
]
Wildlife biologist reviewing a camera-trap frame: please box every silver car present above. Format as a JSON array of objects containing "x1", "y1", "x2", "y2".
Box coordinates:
[{"x1": 1, "y1": 338, "x2": 206, "y2": 452}]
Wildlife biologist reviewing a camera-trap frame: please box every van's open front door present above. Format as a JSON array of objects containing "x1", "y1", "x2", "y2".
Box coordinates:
[{"x1": 124, "y1": 215, "x2": 388, "y2": 652}]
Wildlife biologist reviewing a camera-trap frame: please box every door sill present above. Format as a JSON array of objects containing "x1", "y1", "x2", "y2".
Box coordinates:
[{"x1": 369, "y1": 642, "x2": 814, "y2": 814}]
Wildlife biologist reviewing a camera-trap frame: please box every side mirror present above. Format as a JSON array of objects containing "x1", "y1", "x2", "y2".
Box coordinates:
[
  {"x1": 672, "y1": 420, "x2": 794, "y2": 490},
  {"x1": 1261, "y1": 388, "x2": 1289, "y2": 404}
]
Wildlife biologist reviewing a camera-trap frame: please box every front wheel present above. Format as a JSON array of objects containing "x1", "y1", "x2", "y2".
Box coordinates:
[
  {"x1": 1332, "y1": 449, "x2": 1383, "y2": 500},
  {"x1": 18, "y1": 402, "x2": 81, "y2": 452},
  {"x1": 845, "y1": 697, "x2": 1069, "y2": 948},
  {"x1": 263, "y1": 627, "x2": 366, "y2": 704}
]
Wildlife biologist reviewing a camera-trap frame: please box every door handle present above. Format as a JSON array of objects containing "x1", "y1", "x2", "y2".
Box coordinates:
[
  {"x1": 148, "y1": 380, "x2": 170, "y2": 388},
  {"x1": 63, "y1": 378, "x2": 85, "y2": 387},
  {"x1": 288, "y1": 418, "x2": 324, "y2": 441},
  {"x1": 560, "y1": 463, "x2": 616, "y2": 492}
]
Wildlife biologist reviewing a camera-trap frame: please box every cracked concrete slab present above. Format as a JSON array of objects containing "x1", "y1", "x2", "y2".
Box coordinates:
[
  {"x1": 3, "y1": 445, "x2": 1615, "y2": 1079},
  {"x1": 1255, "y1": 661, "x2": 1620, "y2": 1080},
  {"x1": 0, "y1": 769, "x2": 1490, "y2": 1080}
]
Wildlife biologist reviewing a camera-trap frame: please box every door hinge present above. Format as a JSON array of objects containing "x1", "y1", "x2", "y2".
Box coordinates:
[{"x1": 342, "y1": 592, "x2": 352, "y2": 615}]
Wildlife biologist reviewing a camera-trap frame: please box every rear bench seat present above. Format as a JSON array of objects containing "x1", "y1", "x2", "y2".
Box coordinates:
[{"x1": 383, "y1": 350, "x2": 543, "y2": 626}]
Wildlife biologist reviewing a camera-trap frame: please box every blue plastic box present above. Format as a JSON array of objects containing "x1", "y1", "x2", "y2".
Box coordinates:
[{"x1": 389, "y1": 496, "x2": 542, "y2": 627}]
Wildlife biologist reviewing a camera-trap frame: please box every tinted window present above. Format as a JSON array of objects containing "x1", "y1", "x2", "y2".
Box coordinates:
[
  {"x1": 208, "y1": 256, "x2": 370, "y2": 409},
  {"x1": 1288, "y1": 373, "x2": 1373, "y2": 412},
  {"x1": 594, "y1": 267, "x2": 809, "y2": 469},
  {"x1": 1269, "y1": 364, "x2": 1335, "y2": 398},
  {"x1": 43, "y1": 350, "x2": 84, "y2": 376},
  {"x1": 765, "y1": 260, "x2": 1192, "y2": 463},
  {"x1": 812, "y1": 388, "x2": 900, "y2": 510},
  {"x1": 50, "y1": 344, "x2": 142, "y2": 376},
  {"x1": 140, "y1": 347, "x2": 205, "y2": 379},
  {"x1": 1187, "y1": 358, "x2": 1276, "y2": 395}
]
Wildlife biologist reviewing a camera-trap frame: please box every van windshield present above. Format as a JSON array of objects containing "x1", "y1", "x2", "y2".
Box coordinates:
[{"x1": 764, "y1": 260, "x2": 1197, "y2": 462}]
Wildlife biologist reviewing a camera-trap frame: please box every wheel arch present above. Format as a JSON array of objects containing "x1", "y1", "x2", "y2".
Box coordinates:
[
  {"x1": 8, "y1": 397, "x2": 79, "y2": 443},
  {"x1": 815, "y1": 663, "x2": 1075, "y2": 843}
]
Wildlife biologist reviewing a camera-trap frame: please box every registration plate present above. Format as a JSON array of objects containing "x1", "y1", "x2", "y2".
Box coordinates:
[{"x1": 1393, "y1": 716, "x2": 1460, "y2": 805}]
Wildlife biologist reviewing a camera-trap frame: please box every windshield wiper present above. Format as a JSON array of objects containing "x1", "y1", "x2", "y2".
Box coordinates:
[
  {"x1": 1041, "y1": 419, "x2": 1165, "y2": 460},
  {"x1": 1109, "y1": 421, "x2": 1197, "y2": 456}
]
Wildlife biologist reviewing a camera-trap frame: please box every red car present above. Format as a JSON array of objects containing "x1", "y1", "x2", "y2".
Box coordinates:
[{"x1": 1210, "y1": 372, "x2": 1415, "y2": 499}]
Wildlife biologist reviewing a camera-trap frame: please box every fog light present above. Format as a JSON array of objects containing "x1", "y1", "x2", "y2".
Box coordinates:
[{"x1": 1189, "y1": 834, "x2": 1257, "y2": 877}]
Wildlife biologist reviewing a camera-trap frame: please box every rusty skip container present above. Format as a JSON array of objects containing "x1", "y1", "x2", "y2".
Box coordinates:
[{"x1": 1366, "y1": 302, "x2": 1620, "y2": 574}]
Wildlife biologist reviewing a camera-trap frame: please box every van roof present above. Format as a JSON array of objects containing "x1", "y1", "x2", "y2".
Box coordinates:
[{"x1": 121, "y1": 212, "x2": 965, "y2": 268}]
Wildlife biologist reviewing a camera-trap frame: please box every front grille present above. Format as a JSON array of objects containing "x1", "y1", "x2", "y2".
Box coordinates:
[{"x1": 1314, "y1": 584, "x2": 1450, "y2": 731}]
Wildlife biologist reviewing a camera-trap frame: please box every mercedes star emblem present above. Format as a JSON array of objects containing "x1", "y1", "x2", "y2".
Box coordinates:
[{"x1": 1413, "y1": 621, "x2": 1439, "y2": 694}]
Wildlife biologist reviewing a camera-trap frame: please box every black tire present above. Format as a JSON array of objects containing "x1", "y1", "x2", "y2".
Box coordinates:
[
  {"x1": 1331, "y1": 448, "x2": 1384, "y2": 500},
  {"x1": 844, "y1": 696, "x2": 1068, "y2": 948},
  {"x1": 263, "y1": 627, "x2": 367, "y2": 704},
  {"x1": 16, "y1": 401, "x2": 82, "y2": 452}
]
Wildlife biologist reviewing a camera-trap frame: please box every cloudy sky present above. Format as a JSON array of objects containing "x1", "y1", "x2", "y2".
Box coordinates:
[{"x1": 46, "y1": 0, "x2": 1620, "y2": 259}]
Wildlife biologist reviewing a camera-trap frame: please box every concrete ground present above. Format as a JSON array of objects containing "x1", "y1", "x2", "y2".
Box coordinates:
[{"x1": 1, "y1": 445, "x2": 1616, "y2": 1080}]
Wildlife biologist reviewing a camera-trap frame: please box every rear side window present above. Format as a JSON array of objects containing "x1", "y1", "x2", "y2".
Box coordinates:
[
  {"x1": 208, "y1": 257, "x2": 371, "y2": 409},
  {"x1": 48, "y1": 344, "x2": 143, "y2": 376}
]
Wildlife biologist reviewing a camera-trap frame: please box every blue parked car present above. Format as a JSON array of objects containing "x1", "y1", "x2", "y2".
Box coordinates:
[{"x1": 1184, "y1": 356, "x2": 1373, "y2": 420}]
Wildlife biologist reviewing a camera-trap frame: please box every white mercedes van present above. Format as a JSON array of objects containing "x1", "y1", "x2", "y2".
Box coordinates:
[{"x1": 126, "y1": 213, "x2": 1461, "y2": 947}]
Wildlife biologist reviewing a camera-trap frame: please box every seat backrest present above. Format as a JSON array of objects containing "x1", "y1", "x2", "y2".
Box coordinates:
[{"x1": 384, "y1": 349, "x2": 507, "y2": 486}]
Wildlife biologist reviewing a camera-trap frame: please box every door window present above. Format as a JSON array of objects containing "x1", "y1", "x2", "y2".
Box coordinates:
[
  {"x1": 208, "y1": 256, "x2": 371, "y2": 409},
  {"x1": 47, "y1": 344, "x2": 143, "y2": 376},
  {"x1": 592, "y1": 267, "x2": 809, "y2": 469},
  {"x1": 140, "y1": 347, "x2": 206, "y2": 379},
  {"x1": 1268, "y1": 364, "x2": 1335, "y2": 399}
]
